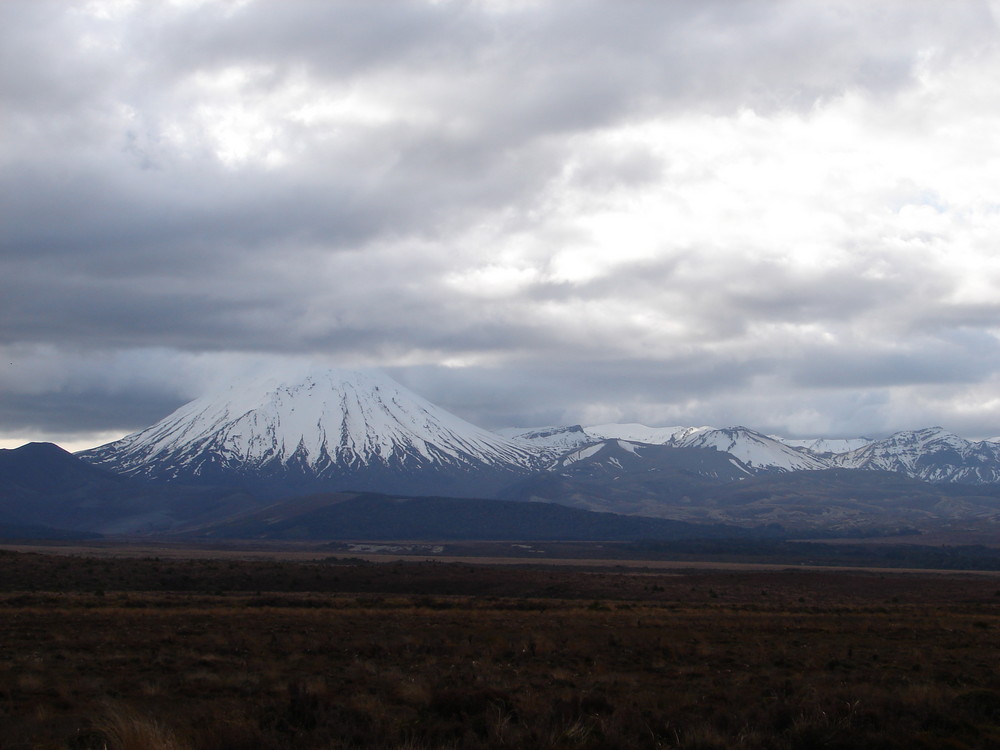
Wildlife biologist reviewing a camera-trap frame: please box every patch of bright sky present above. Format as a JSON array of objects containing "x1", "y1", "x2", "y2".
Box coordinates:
[
  {"x1": 164, "y1": 65, "x2": 432, "y2": 169},
  {"x1": 444, "y1": 264, "x2": 540, "y2": 298},
  {"x1": 287, "y1": 76, "x2": 410, "y2": 129},
  {"x1": 78, "y1": 0, "x2": 137, "y2": 21},
  {"x1": 170, "y1": 65, "x2": 287, "y2": 168},
  {"x1": 166, "y1": 0, "x2": 251, "y2": 11},
  {"x1": 466, "y1": 0, "x2": 547, "y2": 12}
]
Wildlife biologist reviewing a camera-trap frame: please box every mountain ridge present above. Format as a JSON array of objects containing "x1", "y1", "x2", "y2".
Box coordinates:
[
  {"x1": 505, "y1": 421, "x2": 1000, "y2": 485},
  {"x1": 832, "y1": 426, "x2": 1000, "y2": 484},
  {"x1": 75, "y1": 369, "x2": 1000, "y2": 494},
  {"x1": 16, "y1": 369, "x2": 995, "y2": 538}
]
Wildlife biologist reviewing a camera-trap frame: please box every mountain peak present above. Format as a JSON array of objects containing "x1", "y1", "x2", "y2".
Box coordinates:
[
  {"x1": 76, "y1": 369, "x2": 542, "y2": 497},
  {"x1": 4, "y1": 441, "x2": 74, "y2": 459},
  {"x1": 673, "y1": 426, "x2": 830, "y2": 472},
  {"x1": 0, "y1": 441, "x2": 120, "y2": 494},
  {"x1": 832, "y1": 426, "x2": 1000, "y2": 483}
]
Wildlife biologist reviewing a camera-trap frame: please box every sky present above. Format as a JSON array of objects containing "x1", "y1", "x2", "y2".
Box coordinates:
[{"x1": 5, "y1": 0, "x2": 1000, "y2": 451}]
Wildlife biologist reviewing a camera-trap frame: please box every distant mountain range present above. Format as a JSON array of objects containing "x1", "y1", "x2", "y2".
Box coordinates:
[
  {"x1": 829, "y1": 427, "x2": 1000, "y2": 483},
  {"x1": 504, "y1": 423, "x2": 1000, "y2": 485},
  {"x1": 3, "y1": 368, "x2": 1000, "y2": 539}
]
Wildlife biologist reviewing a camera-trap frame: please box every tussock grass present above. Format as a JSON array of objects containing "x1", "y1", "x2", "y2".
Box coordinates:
[
  {"x1": 74, "y1": 703, "x2": 187, "y2": 750},
  {"x1": 2, "y1": 552, "x2": 1000, "y2": 748}
]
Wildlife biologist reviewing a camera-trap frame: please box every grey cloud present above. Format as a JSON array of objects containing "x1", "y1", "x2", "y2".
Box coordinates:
[
  {"x1": 10, "y1": 0, "x2": 966, "y2": 150},
  {"x1": 4, "y1": 0, "x2": 1000, "y2": 445},
  {"x1": 908, "y1": 304, "x2": 1000, "y2": 335},
  {"x1": 0, "y1": 2, "x2": 116, "y2": 118},
  {"x1": 414, "y1": 366, "x2": 882, "y2": 440},
  {"x1": 514, "y1": 254, "x2": 912, "y2": 349},
  {"x1": 0, "y1": 152, "x2": 391, "y2": 261},
  {"x1": 0, "y1": 389, "x2": 185, "y2": 434},
  {"x1": 723, "y1": 265, "x2": 920, "y2": 326},
  {"x1": 788, "y1": 341, "x2": 1000, "y2": 389},
  {"x1": 395, "y1": 355, "x2": 775, "y2": 429},
  {"x1": 143, "y1": 1, "x2": 478, "y2": 80}
]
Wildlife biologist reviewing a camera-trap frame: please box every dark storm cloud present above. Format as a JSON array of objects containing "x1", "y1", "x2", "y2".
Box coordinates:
[
  {"x1": 789, "y1": 341, "x2": 1000, "y2": 389},
  {"x1": 0, "y1": 390, "x2": 186, "y2": 434}
]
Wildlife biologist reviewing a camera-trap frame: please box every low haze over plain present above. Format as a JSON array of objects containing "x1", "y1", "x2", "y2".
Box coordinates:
[{"x1": 5, "y1": 0, "x2": 1000, "y2": 450}]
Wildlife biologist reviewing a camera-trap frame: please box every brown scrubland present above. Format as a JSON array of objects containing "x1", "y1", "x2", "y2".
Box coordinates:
[{"x1": 1, "y1": 549, "x2": 1000, "y2": 749}]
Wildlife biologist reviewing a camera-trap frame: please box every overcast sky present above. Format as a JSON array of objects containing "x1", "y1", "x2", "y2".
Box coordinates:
[{"x1": 5, "y1": 0, "x2": 1000, "y2": 450}]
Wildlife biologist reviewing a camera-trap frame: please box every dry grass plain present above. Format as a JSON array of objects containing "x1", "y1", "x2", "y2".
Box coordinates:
[{"x1": 2, "y1": 549, "x2": 1000, "y2": 749}]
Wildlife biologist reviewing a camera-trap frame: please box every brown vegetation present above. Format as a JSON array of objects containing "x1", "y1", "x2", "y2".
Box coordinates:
[{"x1": 1, "y1": 550, "x2": 1000, "y2": 748}]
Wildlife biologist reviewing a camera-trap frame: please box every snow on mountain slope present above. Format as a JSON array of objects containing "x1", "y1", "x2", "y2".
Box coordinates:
[
  {"x1": 536, "y1": 424, "x2": 829, "y2": 475},
  {"x1": 832, "y1": 427, "x2": 1000, "y2": 483},
  {"x1": 583, "y1": 423, "x2": 712, "y2": 444},
  {"x1": 499, "y1": 438, "x2": 758, "y2": 517},
  {"x1": 575, "y1": 423, "x2": 829, "y2": 473},
  {"x1": 583, "y1": 424, "x2": 870, "y2": 463},
  {"x1": 496, "y1": 425, "x2": 594, "y2": 453},
  {"x1": 77, "y1": 370, "x2": 543, "y2": 496},
  {"x1": 511, "y1": 420, "x2": 1000, "y2": 481},
  {"x1": 673, "y1": 427, "x2": 831, "y2": 472},
  {"x1": 551, "y1": 440, "x2": 637, "y2": 470},
  {"x1": 777, "y1": 437, "x2": 874, "y2": 455}
]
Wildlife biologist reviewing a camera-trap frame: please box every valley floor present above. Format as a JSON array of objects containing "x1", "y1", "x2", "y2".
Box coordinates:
[{"x1": 2, "y1": 550, "x2": 1000, "y2": 748}]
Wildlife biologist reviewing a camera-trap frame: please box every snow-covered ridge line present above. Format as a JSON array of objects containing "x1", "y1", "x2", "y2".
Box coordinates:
[
  {"x1": 497, "y1": 425, "x2": 593, "y2": 453},
  {"x1": 77, "y1": 370, "x2": 1000, "y2": 490},
  {"x1": 831, "y1": 426, "x2": 1000, "y2": 484},
  {"x1": 775, "y1": 437, "x2": 874, "y2": 455},
  {"x1": 505, "y1": 422, "x2": 1000, "y2": 482},
  {"x1": 505, "y1": 423, "x2": 837, "y2": 474},
  {"x1": 582, "y1": 423, "x2": 713, "y2": 445},
  {"x1": 672, "y1": 427, "x2": 830, "y2": 472}
]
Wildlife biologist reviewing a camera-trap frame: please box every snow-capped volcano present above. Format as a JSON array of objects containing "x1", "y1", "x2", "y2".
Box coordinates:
[{"x1": 78, "y1": 370, "x2": 543, "y2": 497}]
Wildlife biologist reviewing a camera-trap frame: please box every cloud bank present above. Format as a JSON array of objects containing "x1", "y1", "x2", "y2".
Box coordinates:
[{"x1": 4, "y1": 0, "x2": 1000, "y2": 448}]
